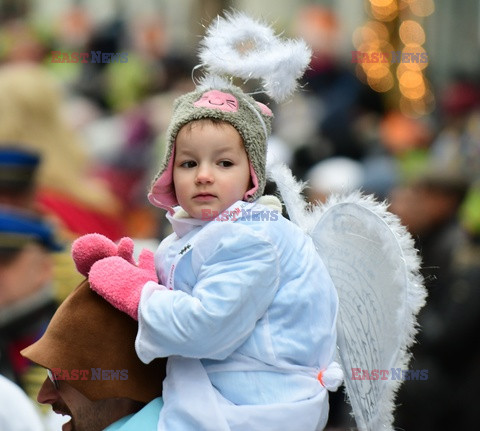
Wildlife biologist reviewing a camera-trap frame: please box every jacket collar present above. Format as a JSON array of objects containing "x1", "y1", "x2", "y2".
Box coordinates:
[{"x1": 166, "y1": 196, "x2": 282, "y2": 238}]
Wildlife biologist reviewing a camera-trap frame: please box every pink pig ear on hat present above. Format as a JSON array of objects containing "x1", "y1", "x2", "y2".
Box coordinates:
[{"x1": 147, "y1": 12, "x2": 311, "y2": 212}]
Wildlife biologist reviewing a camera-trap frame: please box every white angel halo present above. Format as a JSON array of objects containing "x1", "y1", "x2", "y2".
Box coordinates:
[{"x1": 197, "y1": 11, "x2": 312, "y2": 103}]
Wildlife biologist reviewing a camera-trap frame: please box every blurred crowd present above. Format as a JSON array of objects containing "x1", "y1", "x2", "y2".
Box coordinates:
[{"x1": 0, "y1": 3, "x2": 479, "y2": 430}]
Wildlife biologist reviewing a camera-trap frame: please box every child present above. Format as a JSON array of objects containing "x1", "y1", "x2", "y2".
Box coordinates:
[{"x1": 73, "y1": 13, "x2": 342, "y2": 431}]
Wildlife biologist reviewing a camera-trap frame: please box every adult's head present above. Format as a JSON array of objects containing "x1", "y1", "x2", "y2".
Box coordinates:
[
  {"x1": 21, "y1": 280, "x2": 166, "y2": 430},
  {"x1": 390, "y1": 166, "x2": 470, "y2": 236}
]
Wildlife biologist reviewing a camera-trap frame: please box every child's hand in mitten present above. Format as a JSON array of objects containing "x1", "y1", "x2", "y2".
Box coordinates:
[
  {"x1": 88, "y1": 248, "x2": 159, "y2": 320},
  {"x1": 72, "y1": 233, "x2": 136, "y2": 276}
]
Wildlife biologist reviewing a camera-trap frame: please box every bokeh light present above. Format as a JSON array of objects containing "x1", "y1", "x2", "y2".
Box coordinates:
[
  {"x1": 370, "y1": 1, "x2": 399, "y2": 22},
  {"x1": 368, "y1": 70, "x2": 395, "y2": 92},
  {"x1": 357, "y1": 0, "x2": 434, "y2": 114},
  {"x1": 400, "y1": 45, "x2": 428, "y2": 70},
  {"x1": 409, "y1": 0, "x2": 435, "y2": 17},
  {"x1": 399, "y1": 20, "x2": 425, "y2": 45},
  {"x1": 370, "y1": 0, "x2": 396, "y2": 6}
]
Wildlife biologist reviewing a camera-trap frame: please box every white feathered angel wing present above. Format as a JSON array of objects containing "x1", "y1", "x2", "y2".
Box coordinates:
[
  {"x1": 310, "y1": 194, "x2": 426, "y2": 430},
  {"x1": 269, "y1": 164, "x2": 427, "y2": 431}
]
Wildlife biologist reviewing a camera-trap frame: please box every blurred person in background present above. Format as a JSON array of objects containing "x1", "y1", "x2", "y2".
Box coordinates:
[
  {"x1": 429, "y1": 74, "x2": 480, "y2": 235},
  {"x1": 390, "y1": 165, "x2": 480, "y2": 429},
  {"x1": 0, "y1": 145, "x2": 79, "y2": 428},
  {"x1": 0, "y1": 207, "x2": 62, "y2": 413},
  {"x1": 430, "y1": 74, "x2": 480, "y2": 178},
  {"x1": 0, "y1": 143, "x2": 83, "y2": 305},
  {"x1": 0, "y1": 63, "x2": 127, "y2": 241}
]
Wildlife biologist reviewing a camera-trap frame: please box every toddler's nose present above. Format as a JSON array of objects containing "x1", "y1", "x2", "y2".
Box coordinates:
[{"x1": 195, "y1": 165, "x2": 214, "y2": 184}]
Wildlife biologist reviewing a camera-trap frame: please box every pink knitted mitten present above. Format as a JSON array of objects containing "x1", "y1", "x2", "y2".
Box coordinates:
[
  {"x1": 88, "y1": 248, "x2": 158, "y2": 320},
  {"x1": 72, "y1": 233, "x2": 136, "y2": 276}
]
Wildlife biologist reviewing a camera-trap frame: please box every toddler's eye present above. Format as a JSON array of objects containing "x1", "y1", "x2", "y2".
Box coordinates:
[
  {"x1": 218, "y1": 160, "x2": 233, "y2": 167},
  {"x1": 180, "y1": 161, "x2": 197, "y2": 168}
]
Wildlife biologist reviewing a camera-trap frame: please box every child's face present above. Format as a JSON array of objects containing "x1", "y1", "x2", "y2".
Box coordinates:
[{"x1": 173, "y1": 120, "x2": 251, "y2": 219}]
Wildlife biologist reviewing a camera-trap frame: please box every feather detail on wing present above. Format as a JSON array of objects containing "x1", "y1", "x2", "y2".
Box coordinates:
[{"x1": 267, "y1": 162, "x2": 309, "y2": 227}]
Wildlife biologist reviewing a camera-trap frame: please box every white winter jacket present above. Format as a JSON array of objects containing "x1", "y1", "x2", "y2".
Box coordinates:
[{"x1": 136, "y1": 198, "x2": 339, "y2": 430}]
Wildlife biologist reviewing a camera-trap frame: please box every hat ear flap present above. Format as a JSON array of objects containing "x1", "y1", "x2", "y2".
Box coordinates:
[
  {"x1": 148, "y1": 147, "x2": 177, "y2": 213},
  {"x1": 244, "y1": 162, "x2": 260, "y2": 201}
]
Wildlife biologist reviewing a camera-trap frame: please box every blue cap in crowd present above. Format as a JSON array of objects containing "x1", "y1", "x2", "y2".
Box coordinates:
[
  {"x1": 0, "y1": 207, "x2": 63, "y2": 252},
  {"x1": 0, "y1": 145, "x2": 40, "y2": 188}
]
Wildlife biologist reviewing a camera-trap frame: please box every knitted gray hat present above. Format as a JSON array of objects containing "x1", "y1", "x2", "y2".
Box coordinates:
[
  {"x1": 148, "y1": 12, "x2": 311, "y2": 212},
  {"x1": 148, "y1": 84, "x2": 273, "y2": 211}
]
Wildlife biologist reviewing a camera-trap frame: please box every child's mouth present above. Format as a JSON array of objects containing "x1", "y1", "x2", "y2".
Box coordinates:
[{"x1": 194, "y1": 193, "x2": 216, "y2": 201}]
